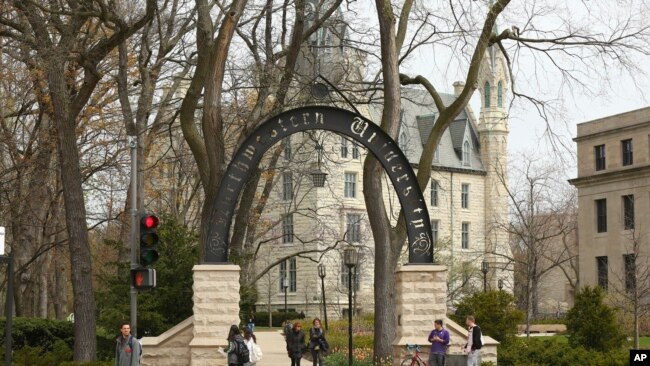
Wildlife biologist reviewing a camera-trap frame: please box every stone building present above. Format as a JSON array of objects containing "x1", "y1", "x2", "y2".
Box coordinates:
[
  {"x1": 569, "y1": 107, "x2": 650, "y2": 293},
  {"x1": 252, "y1": 7, "x2": 513, "y2": 317}
]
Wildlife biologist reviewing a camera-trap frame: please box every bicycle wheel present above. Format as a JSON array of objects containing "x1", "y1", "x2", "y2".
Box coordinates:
[{"x1": 401, "y1": 357, "x2": 421, "y2": 366}]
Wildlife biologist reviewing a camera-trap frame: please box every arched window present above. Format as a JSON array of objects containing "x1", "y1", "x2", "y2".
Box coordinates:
[
  {"x1": 498, "y1": 81, "x2": 503, "y2": 107},
  {"x1": 484, "y1": 82, "x2": 491, "y2": 108},
  {"x1": 462, "y1": 140, "x2": 471, "y2": 165}
]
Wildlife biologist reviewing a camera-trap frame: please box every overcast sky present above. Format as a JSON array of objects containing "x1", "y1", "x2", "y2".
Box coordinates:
[{"x1": 408, "y1": 0, "x2": 650, "y2": 163}]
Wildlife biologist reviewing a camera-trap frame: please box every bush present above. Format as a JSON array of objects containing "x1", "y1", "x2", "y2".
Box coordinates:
[
  {"x1": 253, "y1": 311, "x2": 302, "y2": 327},
  {"x1": 450, "y1": 290, "x2": 524, "y2": 343},
  {"x1": 498, "y1": 337, "x2": 627, "y2": 366},
  {"x1": 565, "y1": 286, "x2": 624, "y2": 351}
]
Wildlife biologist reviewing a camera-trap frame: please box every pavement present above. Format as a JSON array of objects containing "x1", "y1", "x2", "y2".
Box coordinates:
[{"x1": 256, "y1": 330, "x2": 290, "y2": 365}]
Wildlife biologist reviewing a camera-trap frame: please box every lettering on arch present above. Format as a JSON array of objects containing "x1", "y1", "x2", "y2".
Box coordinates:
[{"x1": 205, "y1": 106, "x2": 433, "y2": 264}]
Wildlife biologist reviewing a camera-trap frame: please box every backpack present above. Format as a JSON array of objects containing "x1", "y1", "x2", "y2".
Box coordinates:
[
  {"x1": 234, "y1": 337, "x2": 250, "y2": 363},
  {"x1": 127, "y1": 336, "x2": 143, "y2": 359}
]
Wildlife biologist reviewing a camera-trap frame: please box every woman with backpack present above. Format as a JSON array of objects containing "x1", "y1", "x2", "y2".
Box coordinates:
[
  {"x1": 308, "y1": 318, "x2": 327, "y2": 366},
  {"x1": 243, "y1": 327, "x2": 262, "y2": 366},
  {"x1": 286, "y1": 322, "x2": 306, "y2": 366},
  {"x1": 225, "y1": 325, "x2": 249, "y2": 366}
]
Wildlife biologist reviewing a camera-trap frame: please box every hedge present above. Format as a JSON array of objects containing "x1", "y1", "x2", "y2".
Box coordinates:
[{"x1": 253, "y1": 311, "x2": 302, "y2": 327}]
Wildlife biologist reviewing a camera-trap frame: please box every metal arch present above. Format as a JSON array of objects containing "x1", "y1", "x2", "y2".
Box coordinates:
[{"x1": 204, "y1": 106, "x2": 433, "y2": 264}]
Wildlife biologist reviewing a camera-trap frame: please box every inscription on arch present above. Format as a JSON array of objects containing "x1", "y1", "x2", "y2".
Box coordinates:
[{"x1": 205, "y1": 106, "x2": 433, "y2": 264}]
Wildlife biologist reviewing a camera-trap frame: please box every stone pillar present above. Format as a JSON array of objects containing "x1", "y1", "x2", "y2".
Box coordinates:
[
  {"x1": 392, "y1": 264, "x2": 499, "y2": 365},
  {"x1": 393, "y1": 264, "x2": 448, "y2": 360},
  {"x1": 190, "y1": 264, "x2": 241, "y2": 366}
]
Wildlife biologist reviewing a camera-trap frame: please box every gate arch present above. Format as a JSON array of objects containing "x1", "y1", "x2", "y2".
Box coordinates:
[{"x1": 205, "y1": 106, "x2": 433, "y2": 264}]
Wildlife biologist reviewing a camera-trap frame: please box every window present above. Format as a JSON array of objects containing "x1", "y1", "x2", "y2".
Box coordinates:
[
  {"x1": 595, "y1": 199, "x2": 607, "y2": 233},
  {"x1": 461, "y1": 184, "x2": 469, "y2": 209},
  {"x1": 623, "y1": 194, "x2": 634, "y2": 230},
  {"x1": 624, "y1": 254, "x2": 636, "y2": 292},
  {"x1": 282, "y1": 172, "x2": 293, "y2": 201},
  {"x1": 622, "y1": 139, "x2": 633, "y2": 166},
  {"x1": 484, "y1": 82, "x2": 491, "y2": 108},
  {"x1": 284, "y1": 136, "x2": 292, "y2": 160},
  {"x1": 462, "y1": 140, "x2": 470, "y2": 165},
  {"x1": 433, "y1": 148, "x2": 440, "y2": 162},
  {"x1": 594, "y1": 145, "x2": 606, "y2": 171},
  {"x1": 596, "y1": 256, "x2": 608, "y2": 290},
  {"x1": 497, "y1": 81, "x2": 503, "y2": 107},
  {"x1": 352, "y1": 143, "x2": 360, "y2": 159},
  {"x1": 399, "y1": 131, "x2": 408, "y2": 153},
  {"x1": 431, "y1": 220, "x2": 439, "y2": 244},
  {"x1": 279, "y1": 258, "x2": 297, "y2": 292},
  {"x1": 289, "y1": 257, "x2": 297, "y2": 292},
  {"x1": 344, "y1": 172, "x2": 357, "y2": 198},
  {"x1": 341, "y1": 137, "x2": 349, "y2": 158},
  {"x1": 282, "y1": 214, "x2": 294, "y2": 243},
  {"x1": 461, "y1": 222, "x2": 470, "y2": 249},
  {"x1": 430, "y1": 179, "x2": 438, "y2": 207},
  {"x1": 346, "y1": 214, "x2": 361, "y2": 243}
]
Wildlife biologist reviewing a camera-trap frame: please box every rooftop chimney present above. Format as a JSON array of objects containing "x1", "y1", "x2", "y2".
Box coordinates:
[{"x1": 453, "y1": 81, "x2": 465, "y2": 97}]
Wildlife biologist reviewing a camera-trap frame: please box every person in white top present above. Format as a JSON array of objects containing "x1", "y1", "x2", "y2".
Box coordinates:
[{"x1": 244, "y1": 327, "x2": 262, "y2": 366}]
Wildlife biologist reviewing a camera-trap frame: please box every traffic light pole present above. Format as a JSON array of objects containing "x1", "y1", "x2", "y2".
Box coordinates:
[{"x1": 129, "y1": 135, "x2": 138, "y2": 336}]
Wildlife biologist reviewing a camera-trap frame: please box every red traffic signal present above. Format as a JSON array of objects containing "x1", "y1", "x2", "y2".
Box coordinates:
[
  {"x1": 131, "y1": 268, "x2": 156, "y2": 290},
  {"x1": 139, "y1": 213, "x2": 160, "y2": 266}
]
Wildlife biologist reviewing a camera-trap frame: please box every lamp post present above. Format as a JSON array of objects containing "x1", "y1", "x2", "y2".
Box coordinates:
[
  {"x1": 344, "y1": 247, "x2": 358, "y2": 366},
  {"x1": 282, "y1": 276, "x2": 289, "y2": 314},
  {"x1": 481, "y1": 260, "x2": 489, "y2": 292},
  {"x1": 498, "y1": 279, "x2": 504, "y2": 291},
  {"x1": 0, "y1": 226, "x2": 14, "y2": 366},
  {"x1": 310, "y1": 141, "x2": 327, "y2": 187},
  {"x1": 318, "y1": 264, "x2": 328, "y2": 330}
]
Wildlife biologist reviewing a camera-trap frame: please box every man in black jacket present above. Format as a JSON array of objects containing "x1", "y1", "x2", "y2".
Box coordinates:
[{"x1": 463, "y1": 315, "x2": 482, "y2": 366}]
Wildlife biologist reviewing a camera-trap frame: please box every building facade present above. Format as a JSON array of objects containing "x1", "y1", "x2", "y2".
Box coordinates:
[
  {"x1": 252, "y1": 3, "x2": 512, "y2": 318},
  {"x1": 570, "y1": 107, "x2": 650, "y2": 293}
]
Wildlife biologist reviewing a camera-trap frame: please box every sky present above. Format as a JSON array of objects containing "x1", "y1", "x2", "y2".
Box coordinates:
[{"x1": 356, "y1": 0, "x2": 650, "y2": 171}]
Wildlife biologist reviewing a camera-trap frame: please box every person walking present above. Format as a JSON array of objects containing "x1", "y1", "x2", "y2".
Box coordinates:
[
  {"x1": 286, "y1": 322, "x2": 305, "y2": 366},
  {"x1": 427, "y1": 319, "x2": 450, "y2": 366},
  {"x1": 225, "y1": 325, "x2": 247, "y2": 366},
  {"x1": 243, "y1": 327, "x2": 259, "y2": 366},
  {"x1": 463, "y1": 315, "x2": 483, "y2": 366},
  {"x1": 308, "y1": 318, "x2": 327, "y2": 366},
  {"x1": 115, "y1": 321, "x2": 140, "y2": 366},
  {"x1": 247, "y1": 313, "x2": 256, "y2": 332}
]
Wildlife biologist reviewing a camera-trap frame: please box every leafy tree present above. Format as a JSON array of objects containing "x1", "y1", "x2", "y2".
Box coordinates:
[
  {"x1": 96, "y1": 215, "x2": 198, "y2": 337},
  {"x1": 566, "y1": 286, "x2": 624, "y2": 351},
  {"x1": 451, "y1": 290, "x2": 524, "y2": 343}
]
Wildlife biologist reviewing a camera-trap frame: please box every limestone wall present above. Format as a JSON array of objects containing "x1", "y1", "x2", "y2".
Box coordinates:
[{"x1": 141, "y1": 317, "x2": 193, "y2": 366}]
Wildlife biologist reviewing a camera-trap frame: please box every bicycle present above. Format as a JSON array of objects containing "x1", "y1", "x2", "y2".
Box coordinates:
[{"x1": 400, "y1": 344, "x2": 428, "y2": 366}]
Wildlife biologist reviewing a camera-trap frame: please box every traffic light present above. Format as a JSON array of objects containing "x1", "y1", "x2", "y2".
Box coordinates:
[
  {"x1": 139, "y1": 214, "x2": 159, "y2": 266},
  {"x1": 131, "y1": 268, "x2": 156, "y2": 290}
]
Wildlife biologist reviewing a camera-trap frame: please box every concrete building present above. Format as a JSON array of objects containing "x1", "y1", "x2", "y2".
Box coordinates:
[
  {"x1": 252, "y1": 9, "x2": 513, "y2": 317},
  {"x1": 569, "y1": 107, "x2": 650, "y2": 293}
]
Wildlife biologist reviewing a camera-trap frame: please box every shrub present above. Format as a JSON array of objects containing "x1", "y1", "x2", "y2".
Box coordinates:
[
  {"x1": 565, "y1": 286, "x2": 624, "y2": 351},
  {"x1": 253, "y1": 311, "x2": 302, "y2": 327},
  {"x1": 450, "y1": 290, "x2": 524, "y2": 343},
  {"x1": 0, "y1": 317, "x2": 73, "y2": 351},
  {"x1": 497, "y1": 337, "x2": 627, "y2": 366}
]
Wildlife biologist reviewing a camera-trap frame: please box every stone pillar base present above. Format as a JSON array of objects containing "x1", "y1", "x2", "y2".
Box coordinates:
[
  {"x1": 140, "y1": 264, "x2": 241, "y2": 366},
  {"x1": 391, "y1": 264, "x2": 499, "y2": 365}
]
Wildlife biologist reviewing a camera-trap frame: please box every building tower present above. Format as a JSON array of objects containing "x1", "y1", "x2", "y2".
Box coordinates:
[{"x1": 477, "y1": 34, "x2": 511, "y2": 289}]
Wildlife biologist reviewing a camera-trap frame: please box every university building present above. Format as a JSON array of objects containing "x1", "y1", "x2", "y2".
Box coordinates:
[
  {"x1": 570, "y1": 107, "x2": 650, "y2": 293},
  {"x1": 252, "y1": 2, "x2": 513, "y2": 317}
]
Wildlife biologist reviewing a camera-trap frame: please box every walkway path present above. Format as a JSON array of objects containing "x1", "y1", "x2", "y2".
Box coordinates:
[{"x1": 256, "y1": 330, "x2": 289, "y2": 365}]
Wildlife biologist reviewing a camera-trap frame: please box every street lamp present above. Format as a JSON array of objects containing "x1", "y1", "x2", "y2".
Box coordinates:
[
  {"x1": 0, "y1": 227, "x2": 14, "y2": 366},
  {"x1": 481, "y1": 260, "x2": 489, "y2": 292},
  {"x1": 498, "y1": 279, "x2": 504, "y2": 291},
  {"x1": 344, "y1": 247, "x2": 359, "y2": 366},
  {"x1": 282, "y1": 276, "x2": 289, "y2": 314},
  {"x1": 310, "y1": 142, "x2": 327, "y2": 187},
  {"x1": 318, "y1": 264, "x2": 329, "y2": 330}
]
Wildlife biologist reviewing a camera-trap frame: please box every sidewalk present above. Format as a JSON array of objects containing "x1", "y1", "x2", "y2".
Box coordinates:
[{"x1": 256, "y1": 330, "x2": 289, "y2": 365}]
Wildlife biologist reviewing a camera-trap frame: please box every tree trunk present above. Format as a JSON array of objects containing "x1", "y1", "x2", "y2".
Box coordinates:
[{"x1": 48, "y1": 60, "x2": 97, "y2": 361}]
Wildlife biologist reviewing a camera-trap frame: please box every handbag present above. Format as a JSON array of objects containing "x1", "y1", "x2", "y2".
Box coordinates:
[
  {"x1": 319, "y1": 338, "x2": 329, "y2": 353},
  {"x1": 252, "y1": 342, "x2": 263, "y2": 362}
]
